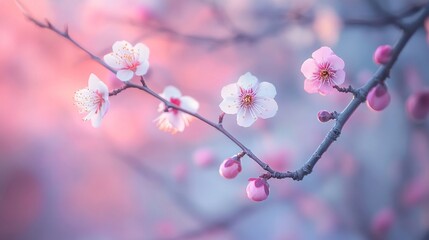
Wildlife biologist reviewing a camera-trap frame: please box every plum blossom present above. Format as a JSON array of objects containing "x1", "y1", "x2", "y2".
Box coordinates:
[
  {"x1": 155, "y1": 86, "x2": 199, "y2": 134},
  {"x1": 74, "y1": 74, "x2": 110, "y2": 128},
  {"x1": 246, "y1": 177, "x2": 270, "y2": 202},
  {"x1": 104, "y1": 40, "x2": 150, "y2": 81},
  {"x1": 301, "y1": 46, "x2": 345, "y2": 95},
  {"x1": 219, "y1": 72, "x2": 278, "y2": 127}
]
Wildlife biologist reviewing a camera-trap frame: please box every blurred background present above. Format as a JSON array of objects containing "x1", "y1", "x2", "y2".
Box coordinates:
[{"x1": 1, "y1": 0, "x2": 429, "y2": 239}]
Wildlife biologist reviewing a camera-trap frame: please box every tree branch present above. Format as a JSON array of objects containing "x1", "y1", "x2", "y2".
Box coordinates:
[{"x1": 17, "y1": 0, "x2": 429, "y2": 181}]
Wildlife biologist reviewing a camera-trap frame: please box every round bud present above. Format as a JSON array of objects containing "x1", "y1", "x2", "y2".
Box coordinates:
[
  {"x1": 246, "y1": 177, "x2": 270, "y2": 202},
  {"x1": 373, "y1": 45, "x2": 392, "y2": 65},
  {"x1": 317, "y1": 110, "x2": 332, "y2": 122},
  {"x1": 406, "y1": 90, "x2": 429, "y2": 120},
  {"x1": 367, "y1": 84, "x2": 391, "y2": 111},
  {"x1": 219, "y1": 157, "x2": 242, "y2": 179}
]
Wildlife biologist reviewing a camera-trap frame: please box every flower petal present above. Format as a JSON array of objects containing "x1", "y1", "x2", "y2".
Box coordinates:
[
  {"x1": 221, "y1": 83, "x2": 239, "y2": 99},
  {"x1": 333, "y1": 69, "x2": 345, "y2": 85},
  {"x1": 162, "y1": 86, "x2": 182, "y2": 99},
  {"x1": 91, "y1": 112, "x2": 103, "y2": 128},
  {"x1": 318, "y1": 81, "x2": 333, "y2": 95},
  {"x1": 304, "y1": 79, "x2": 322, "y2": 94},
  {"x1": 301, "y1": 58, "x2": 318, "y2": 79},
  {"x1": 135, "y1": 43, "x2": 150, "y2": 62},
  {"x1": 168, "y1": 112, "x2": 185, "y2": 132},
  {"x1": 326, "y1": 54, "x2": 344, "y2": 70},
  {"x1": 88, "y1": 74, "x2": 108, "y2": 94},
  {"x1": 180, "y1": 96, "x2": 199, "y2": 113},
  {"x1": 257, "y1": 82, "x2": 276, "y2": 98},
  {"x1": 219, "y1": 98, "x2": 239, "y2": 114},
  {"x1": 237, "y1": 72, "x2": 258, "y2": 90},
  {"x1": 116, "y1": 70, "x2": 134, "y2": 82},
  {"x1": 113, "y1": 40, "x2": 132, "y2": 53},
  {"x1": 135, "y1": 60, "x2": 149, "y2": 76},
  {"x1": 254, "y1": 97, "x2": 278, "y2": 119},
  {"x1": 237, "y1": 107, "x2": 257, "y2": 127},
  {"x1": 103, "y1": 53, "x2": 125, "y2": 69},
  {"x1": 312, "y1": 46, "x2": 333, "y2": 62}
]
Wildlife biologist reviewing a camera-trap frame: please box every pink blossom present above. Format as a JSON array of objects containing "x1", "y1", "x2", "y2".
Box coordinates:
[
  {"x1": 74, "y1": 74, "x2": 110, "y2": 128},
  {"x1": 406, "y1": 90, "x2": 429, "y2": 120},
  {"x1": 301, "y1": 46, "x2": 345, "y2": 95},
  {"x1": 371, "y1": 208, "x2": 395, "y2": 237},
  {"x1": 155, "y1": 86, "x2": 199, "y2": 134},
  {"x1": 373, "y1": 45, "x2": 392, "y2": 65},
  {"x1": 193, "y1": 148, "x2": 215, "y2": 168},
  {"x1": 246, "y1": 177, "x2": 270, "y2": 202},
  {"x1": 104, "y1": 40, "x2": 150, "y2": 81},
  {"x1": 219, "y1": 72, "x2": 278, "y2": 127},
  {"x1": 366, "y1": 84, "x2": 391, "y2": 111},
  {"x1": 219, "y1": 157, "x2": 242, "y2": 179}
]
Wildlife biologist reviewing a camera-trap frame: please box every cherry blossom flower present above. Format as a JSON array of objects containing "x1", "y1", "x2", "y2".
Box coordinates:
[
  {"x1": 155, "y1": 86, "x2": 199, "y2": 134},
  {"x1": 246, "y1": 177, "x2": 270, "y2": 202},
  {"x1": 74, "y1": 74, "x2": 110, "y2": 128},
  {"x1": 219, "y1": 72, "x2": 278, "y2": 127},
  {"x1": 373, "y1": 45, "x2": 392, "y2": 65},
  {"x1": 301, "y1": 46, "x2": 345, "y2": 95},
  {"x1": 104, "y1": 40, "x2": 150, "y2": 81},
  {"x1": 219, "y1": 156, "x2": 242, "y2": 179}
]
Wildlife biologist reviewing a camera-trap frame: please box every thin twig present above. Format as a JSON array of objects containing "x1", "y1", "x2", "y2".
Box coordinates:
[{"x1": 17, "y1": 1, "x2": 429, "y2": 181}]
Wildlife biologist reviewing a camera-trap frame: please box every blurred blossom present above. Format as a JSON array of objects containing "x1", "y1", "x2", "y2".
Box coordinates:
[
  {"x1": 373, "y1": 45, "x2": 392, "y2": 65},
  {"x1": 261, "y1": 149, "x2": 291, "y2": 172},
  {"x1": 301, "y1": 46, "x2": 345, "y2": 95},
  {"x1": 172, "y1": 163, "x2": 188, "y2": 183},
  {"x1": 219, "y1": 72, "x2": 278, "y2": 127},
  {"x1": 74, "y1": 74, "x2": 110, "y2": 128},
  {"x1": 371, "y1": 207, "x2": 395, "y2": 238},
  {"x1": 366, "y1": 83, "x2": 391, "y2": 111},
  {"x1": 155, "y1": 86, "x2": 199, "y2": 134},
  {"x1": 313, "y1": 7, "x2": 342, "y2": 45},
  {"x1": 193, "y1": 147, "x2": 215, "y2": 168},
  {"x1": 406, "y1": 90, "x2": 429, "y2": 120},
  {"x1": 401, "y1": 177, "x2": 429, "y2": 207},
  {"x1": 104, "y1": 40, "x2": 150, "y2": 81}
]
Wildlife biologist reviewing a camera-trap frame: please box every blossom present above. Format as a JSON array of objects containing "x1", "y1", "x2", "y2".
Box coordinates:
[
  {"x1": 373, "y1": 45, "x2": 392, "y2": 65},
  {"x1": 104, "y1": 40, "x2": 150, "y2": 81},
  {"x1": 155, "y1": 86, "x2": 199, "y2": 134},
  {"x1": 301, "y1": 46, "x2": 345, "y2": 95},
  {"x1": 406, "y1": 90, "x2": 429, "y2": 120},
  {"x1": 219, "y1": 72, "x2": 278, "y2": 127},
  {"x1": 366, "y1": 84, "x2": 391, "y2": 111},
  {"x1": 74, "y1": 74, "x2": 110, "y2": 128},
  {"x1": 246, "y1": 177, "x2": 270, "y2": 202},
  {"x1": 219, "y1": 157, "x2": 242, "y2": 179}
]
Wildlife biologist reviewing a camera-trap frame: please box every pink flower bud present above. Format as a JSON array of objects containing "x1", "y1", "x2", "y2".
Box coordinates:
[
  {"x1": 193, "y1": 148, "x2": 215, "y2": 168},
  {"x1": 366, "y1": 84, "x2": 391, "y2": 111},
  {"x1": 317, "y1": 110, "x2": 332, "y2": 122},
  {"x1": 373, "y1": 45, "x2": 392, "y2": 65},
  {"x1": 406, "y1": 90, "x2": 429, "y2": 120},
  {"x1": 371, "y1": 208, "x2": 395, "y2": 237},
  {"x1": 246, "y1": 178, "x2": 270, "y2": 202},
  {"x1": 219, "y1": 157, "x2": 242, "y2": 179}
]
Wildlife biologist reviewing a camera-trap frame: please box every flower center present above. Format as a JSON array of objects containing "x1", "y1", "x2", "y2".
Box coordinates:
[
  {"x1": 170, "y1": 97, "x2": 181, "y2": 114},
  {"x1": 243, "y1": 95, "x2": 253, "y2": 106},
  {"x1": 74, "y1": 88, "x2": 103, "y2": 113},
  {"x1": 320, "y1": 70, "x2": 330, "y2": 79}
]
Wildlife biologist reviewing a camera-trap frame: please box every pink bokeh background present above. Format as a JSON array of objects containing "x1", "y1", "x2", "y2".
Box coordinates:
[{"x1": 1, "y1": 0, "x2": 429, "y2": 239}]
